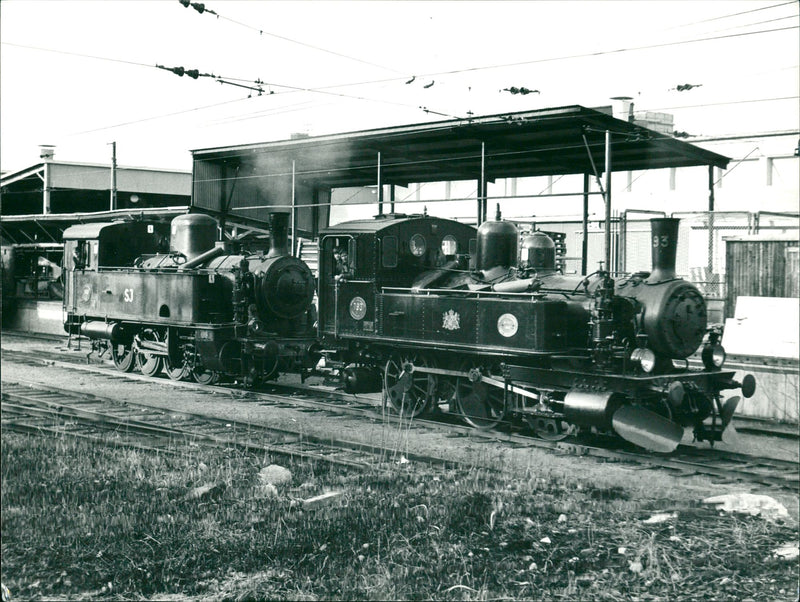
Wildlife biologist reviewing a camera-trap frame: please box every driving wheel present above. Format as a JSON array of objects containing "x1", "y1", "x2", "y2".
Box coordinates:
[
  {"x1": 454, "y1": 361, "x2": 506, "y2": 429},
  {"x1": 383, "y1": 353, "x2": 433, "y2": 418},
  {"x1": 135, "y1": 328, "x2": 164, "y2": 377},
  {"x1": 111, "y1": 343, "x2": 135, "y2": 372}
]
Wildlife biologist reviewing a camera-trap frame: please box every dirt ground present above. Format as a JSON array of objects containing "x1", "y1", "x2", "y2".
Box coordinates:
[{"x1": 2, "y1": 334, "x2": 798, "y2": 522}]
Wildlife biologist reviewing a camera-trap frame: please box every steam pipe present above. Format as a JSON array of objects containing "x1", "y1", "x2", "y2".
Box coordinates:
[
  {"x1": 178, "y1": 245, "x2": 224, "y2": 270},
  {"x1": 491, "y1": 277, "x2": 539, "y2": 293}
]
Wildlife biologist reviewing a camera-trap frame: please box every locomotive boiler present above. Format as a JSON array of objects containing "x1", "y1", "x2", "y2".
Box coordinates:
[
  {"x1": 62, "y1": 212, "x2": 317, "y2": 385},
  {"x1": 318, "y1": 210, "x2": 755, "y2": 452}
]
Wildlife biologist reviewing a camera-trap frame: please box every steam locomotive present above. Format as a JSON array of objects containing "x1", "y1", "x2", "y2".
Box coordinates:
[
  {"x1": 62, "y1": 207, "x2": 755, "y2": 452},
  {"x1": 318, "y1": 209, "x2": 756, "y2": 452},
  {"x1": 62, "y1": 212, "x2": 317, "y2": 386}
]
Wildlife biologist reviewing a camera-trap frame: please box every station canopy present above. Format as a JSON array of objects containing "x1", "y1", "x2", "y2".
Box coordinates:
[{"x1": 190, "y1": 104, "x2": 730, "y2": 235}]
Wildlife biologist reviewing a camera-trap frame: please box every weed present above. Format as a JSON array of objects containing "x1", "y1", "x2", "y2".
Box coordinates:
[{"x1": 1, "y1": 432, "x2": 797, "y2": 601}]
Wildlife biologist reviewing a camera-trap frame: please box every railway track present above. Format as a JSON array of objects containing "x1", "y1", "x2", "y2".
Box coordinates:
[
  {"x1": 1, "y1": 380, "x2": 459, "y2": 472},
  {"x1": 2, "y1": 342, "x2": 799, "y2": 492},
  {"x1": 5, "y1": 330, "x2": 799, "y2": 442}
]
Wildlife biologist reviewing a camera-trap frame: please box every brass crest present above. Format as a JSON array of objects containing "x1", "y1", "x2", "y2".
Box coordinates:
[{"x1": 442, "y1": 309, "x2": 460, "y2": 331}]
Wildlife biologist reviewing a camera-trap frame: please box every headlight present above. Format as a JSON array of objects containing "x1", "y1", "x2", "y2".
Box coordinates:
[
  {"x1": 631, "y1": 347, "x2": 656, "y2": 373},
  {"x1": 349, "y1": 296, "x2": 367, "y2": 320},
  {"x1": 702, "y1": 344, "x2": 726, "y2": 369},
  {"x1": 497, "y1": 313, "x2": 519, "y2": 337}
]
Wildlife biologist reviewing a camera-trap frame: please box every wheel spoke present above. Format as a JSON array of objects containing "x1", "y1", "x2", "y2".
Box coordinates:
[
  {"x1": 383, "y1": 353, "x2": 431, "y2": 418},
  {"x1": 455, "y1": 361, "x2": 505, "y2": 429},
  {"x1": 192, "y1": 367, "x2": 219, "y2": 385},
  {"x1": 111, "y1": 343, "x2": 135, "y2": 372},
  {"x1": 135, "y1": 328, "x2": 164, "y2": 377}
]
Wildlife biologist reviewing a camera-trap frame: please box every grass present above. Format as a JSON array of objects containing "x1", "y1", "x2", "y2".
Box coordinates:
[{"x1": 1, "y1": 432, "x2": 798, "y2": 601}]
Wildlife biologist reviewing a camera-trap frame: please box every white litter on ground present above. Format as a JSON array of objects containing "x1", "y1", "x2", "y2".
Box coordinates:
[
  {"x1": 642, "y1": 512, "x2": 678, "y2": 524},
  {"x1": 772, "y1": 542, "x2": 799, "y2": 560},
  {"x1": 702, "y1": 493, "x2": 790, "y2": 521}
]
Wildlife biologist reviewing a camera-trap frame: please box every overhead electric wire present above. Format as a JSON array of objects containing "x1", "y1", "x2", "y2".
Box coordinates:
[
  {"x1": 412, "y1": 25, "x2": 798, "y2": 80},
  {"x1": 217, "y1": 23, "x2": 799, "y2": 97},
  {"x1": 660, "y1": 0, "x2": 797, "y2": 30},
  {"x1": 3, "y1": 16, "x2": 796, "y2": 140},
  {"x1": 1, "y1": 41, "x2": 153, "y2": 68},
  {"x1": 178, "y1": 0, "x2": 408, "y2": 76},
  {"x1": 67, "y1": 97, "x2": 252, "y2": 136}
]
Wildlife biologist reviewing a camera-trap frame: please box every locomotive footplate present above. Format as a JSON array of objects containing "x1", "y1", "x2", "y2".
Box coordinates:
[{"x1": 501, "y1": 363, "x2": 739, "y2": 397}]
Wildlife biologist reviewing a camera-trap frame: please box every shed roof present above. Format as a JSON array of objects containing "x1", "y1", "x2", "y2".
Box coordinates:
[
  {"x1": 191, "y1": 105, "x2": 730, "y2": 189},
  {"x1": 1, "y1": 161, "x2": 190, "y2": 193}
]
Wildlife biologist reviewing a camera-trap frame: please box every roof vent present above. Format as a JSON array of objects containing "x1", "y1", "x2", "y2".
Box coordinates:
[{"x1": 39, "y1": 145, "x2": 55, "y2": 161}]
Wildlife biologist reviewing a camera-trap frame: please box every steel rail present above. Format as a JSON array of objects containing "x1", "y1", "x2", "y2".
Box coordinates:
[{"x1": 3, "y1": 346, "x2": 798, "y2": 491}]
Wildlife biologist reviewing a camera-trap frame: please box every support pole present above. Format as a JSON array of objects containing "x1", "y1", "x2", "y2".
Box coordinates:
[
  {"x1": 582, "y1": 173, "x2": 589, "y2": 275},
  {"x1": 42, "y1": 162, "x2": 51, "y2": 214},
  {"x1": 604, "y1": 131, "x2": 612, "y2": 272},
  {"x1": 389, "y1": 185, "x2": 395, "y2": 214},
  {"x1": 109, "y1": 141, "x2": 117, "y2": 211},
  {"x1": 291, "y1": 159, "x2": 296, "y2": 256},
  {"x1": 477, "y1": 141, "x2": 487, "y2": 225},
  {"x1": 707, "y1": 164, "x2": 715, "y2": 293},
  {"x1": 377, "y1": 151, "x2": 383, "y2": 216}
]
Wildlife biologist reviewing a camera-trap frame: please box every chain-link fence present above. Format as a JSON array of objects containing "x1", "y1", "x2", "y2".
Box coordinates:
[{"x1": 532, "y1": 210, "x2": 799, "y2": 303}]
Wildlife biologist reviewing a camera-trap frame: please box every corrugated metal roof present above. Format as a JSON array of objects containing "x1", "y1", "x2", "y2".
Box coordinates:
[
  {"x1": 192, "y1": 105, "x2": 730, "y2": 191},
  {"x1": 62, "y1": 222, "x2": 119, "y2": 240},
  {"x1": 321, "y1": 213, "x2": 430, "y2": 234}
]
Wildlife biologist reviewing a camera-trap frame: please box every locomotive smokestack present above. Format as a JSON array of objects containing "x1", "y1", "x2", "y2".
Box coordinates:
[
  {"x1": 649, "y1": 218, "x2": 679, "y2": 283},
  {"x1": 267, "y1": 212, "x2": 290, "y2": 258}
]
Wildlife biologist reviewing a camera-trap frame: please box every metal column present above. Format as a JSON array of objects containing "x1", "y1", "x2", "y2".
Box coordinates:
[
  {"x1": 582, "y1": 173, "x2": 589, "y2": 275},
  {"x1": 42, "y1": 162, "x2": 51, "y2": 214},
  {"x1": 377, "y1": 152, "x2": 383, "y2": 216},
  {"x1": 477, "y1": 142, "x2": 487, "y2": 225},
  {"x1": 604, "y1": 131, "x2": 612, "y2": 272},
  {"x1": 109, "y1": 141, "x2": 117, "y2": 211},
  {"x1": 707, "y1": 164, "x2": 715, "y2": 293},
  {"x1": 291, "y1": 160, "x2": 296, "y2": 256}
]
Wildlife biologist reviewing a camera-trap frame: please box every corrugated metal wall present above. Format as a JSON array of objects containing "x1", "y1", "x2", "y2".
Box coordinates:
[
  {"x1": 192, "y1": 160, "x2": 226, "y2": 214},
  {"x1": 191, "y1": 158, "x2": 329, "y2": 238},
  {"x1": 725, "y1": 239, "x2": 800, "y2": 317}
]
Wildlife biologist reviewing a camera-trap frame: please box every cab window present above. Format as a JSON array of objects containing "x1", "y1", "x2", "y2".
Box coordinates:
[
  {"x1": 382, "y1": 235, "x2": 398, "y2": 268},
  {"x1": 327, "y1": 236, "x2": 356, "y2": 278}
]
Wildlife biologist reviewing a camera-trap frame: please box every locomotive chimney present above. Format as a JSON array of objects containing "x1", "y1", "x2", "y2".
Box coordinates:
[
  {"x1": 648, "y1": 218, "x2": 679, "y2": 283},
  {"x1": 266, "y1": 212, "x2": 290, "y2": 258}
]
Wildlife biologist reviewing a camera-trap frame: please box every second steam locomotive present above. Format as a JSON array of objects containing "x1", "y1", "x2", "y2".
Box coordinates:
[
  {"x1": 63, "y1": 212, "x2": 317, "y2": 386},
  {"x1": 62, "y1": 209, "x2": 755, "y2": 452}
]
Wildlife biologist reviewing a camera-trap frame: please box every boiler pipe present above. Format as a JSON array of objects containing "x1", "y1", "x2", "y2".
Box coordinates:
[{"x1": 178, "y1": 245, "x2": 224, "y2": 271}]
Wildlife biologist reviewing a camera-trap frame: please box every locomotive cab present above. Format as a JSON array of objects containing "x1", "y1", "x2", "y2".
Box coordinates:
[
  {"x1": 63, "y1": 221, "x2": 167, "y2": 272},
  {"x1": 318, "y1": 214, "x2": 477, "y2": 340}
]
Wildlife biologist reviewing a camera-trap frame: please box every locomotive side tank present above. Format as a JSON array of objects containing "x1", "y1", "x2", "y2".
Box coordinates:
[
  {"x1": 320, "y1": 211, "x2": 755, "y2": 452},
  {"x1": 63, "y1": 212, "x2": 316, "y2": 385}
]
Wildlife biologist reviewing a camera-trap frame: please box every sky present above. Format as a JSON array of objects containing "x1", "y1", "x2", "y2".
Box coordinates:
[{"x1": 1, "y1": 0, "x2": 798, "y2": 175}]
